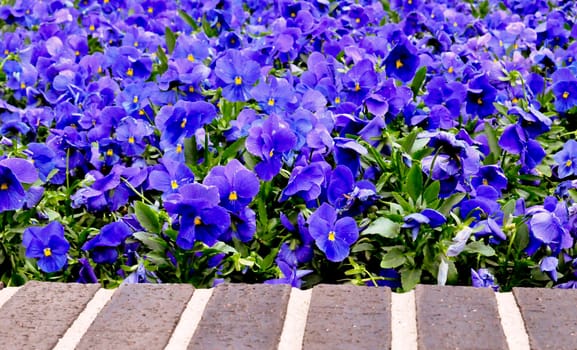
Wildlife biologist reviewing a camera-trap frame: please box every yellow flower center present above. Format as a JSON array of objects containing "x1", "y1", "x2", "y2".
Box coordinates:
[
  {"x1": 0, "y1": 183, "x2": 8, "y2": 190},
  {"x1": 328, "y1": 231, "x2": 336, "y2": 241},
  {"x1": 477, "y1": 98, "x2": 483, "y2": 105},
  {"x1": 291, "y1": 12, "x2": 296, "y2": 18},
  {"x1": 268, "y1": 98, "x2": 275, "y2": 106},
  {"x1": 194, "y1": 216, "x2": 202, "y2": 225},
  {"x1": 229, "y1": 191, "x2": 238, "y2": 201},
  {"x1": 89, "y1": 24, "x2": 95, "y2": 31},
  {"x1": 566, "y1": 159, "x2": 573, "y2": 167},
  {"x1": 355, "y1": 18, "x2": 360, "y2": 23},
  {"x1": 139, "y1": 109, "x2": 145, "y2": 115},
  {"x1": 171, "y1": 180, "x2": 178, "y2": 190},
  {"x1": 133, "y1": 96, "x2": 139, "y2": 103},
  {"x1": 44, "y1": 248, "x2": 52, "y2": 257},
  {"x1": 20, "y1": 82, "x2": 26, "y2": 89},
  {"x1": 408, "y1": 0, "x2": 412, "y2": 4},
  {"x1": 133, "y1": 41, "x2": 139, "y2": 47},
  {"x1": 512, "y1": 97, "x2": 518, "y2": 104},
  {"x1": 75, "y1": 50, "x2": 80, "y2": 56},
  {"x1": 187, "y1": 54, "x2": 195, "y2": 62},
  {"x1": 126, "y1": 68, "x2": 134, "y2": 77},
  {"x1": 128, "y1": 136, "x2": 135, "y2": 144},
  {"x1": 181, "y1": 118, "x2": 187, "y2": 129},
  {"x1": 482, "y1": 178, "x2": 489, "y2": 186},
  {"x1": 234, "y1": 76, "x2": 242, "y2": 85},
  {"x1": 269, "y1": 149, "x2": 274, "y2": 157},
  {"x1": 354, "y1": 82, "x2": 361, "y2": 92},
  {"x1": 563, "y1": 91, "x2": 569, "y2": 99},
  {"x1": 395, "y1": 59, "x2": 403, "y2": 69},
  {"x1": 176, "y1": 144, "x2": 183, "y2": 153},
  {"x1": 97, "y1": 66, "x2": 102, "y2": 74},
  {"x1": 147, "y1": 6, "x2": 153, "y2": 14},
  {"x1": 334, "y1": 96, "x2": 341, "y2": 104},
  {"x1": 188, "y1": 86, "x2": 195, "y2": 93},
  {"x1": 448, "y1": 66, "x2": 454, "y2": 74},
  {"x1": 106, "y1": 149, "x2": 114, "y2": 157}
]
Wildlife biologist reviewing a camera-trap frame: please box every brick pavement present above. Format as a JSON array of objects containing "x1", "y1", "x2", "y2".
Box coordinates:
[{"x1": 0, "y1": 281, "x2": 567, "y2": 349}]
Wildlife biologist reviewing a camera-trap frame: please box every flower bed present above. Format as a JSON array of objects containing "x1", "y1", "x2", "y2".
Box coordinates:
[{"x1": 0, "y1": 0, "x2": 576, "y2": 291}]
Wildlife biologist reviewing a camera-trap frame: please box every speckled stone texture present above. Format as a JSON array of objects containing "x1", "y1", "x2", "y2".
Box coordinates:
[
  {"x1": 302, "y1": 284, "x2": 391, "y2": 350},
  {"x1": 0, "y1": 281, "x2": 100, "y2": 350},
  {"x1": 188, "y1": 283, "x2": 291, "y2": 350},
  {"x1": 513, "y1": 287, "x2": 577, "y2": 350},
  {"x1": 415, "y1": 285, "x2": 508, "y2": 350},
  {"x1": 76, "y1": 283, "x2": 194, "y2": 350}
]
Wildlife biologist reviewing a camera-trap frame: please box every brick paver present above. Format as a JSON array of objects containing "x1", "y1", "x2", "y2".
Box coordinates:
[
  {"x1": 188, "y1": 283, "x2": 291, "y2": 350},
  {"x1": 0, "y1": 281, "x2": 99, "y2": 350},
  {"x1": 302, "y1": 284, "x2": 391, "y2": 350},
  {"x1": 415, "y1": 285, "x2": 508, "y2": 350},
  {"x1": 76, "y1": 284, "x2": 194, "y2": 350},
  {"x1": 513, "y1": 287, "x2": 577, "y2": 350}
]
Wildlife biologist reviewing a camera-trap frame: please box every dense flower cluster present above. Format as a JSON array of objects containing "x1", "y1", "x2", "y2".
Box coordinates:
[{"x1": 0, "y1": 0, "x2": 577, "y2": 291}]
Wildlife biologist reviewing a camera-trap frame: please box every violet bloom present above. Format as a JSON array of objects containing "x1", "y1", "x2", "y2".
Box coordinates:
[
  {"x1": 471, "y1": 268, "x2": 499, "y2": 291},
  {"x1": 0, "y1": 158, "x2": 38, "y2": 212},
  {"x1": 115, "y1": 116, "x2": 154, "y2": 157},
  {"x1": 307, "y1": 203, "x2": 359, "y2": 262},
  {"x1": 280, "y1": 212, "x2": 314, "y2": 264},
  {"x1": 246, "y1": 114, "x2": 297, "y2": 181},
  {"x1": 402, "y1": 209, "x2": 446, "y2": 240},
  {"x1": 553, "y1": 140, "x2": 577, "y2": 179},
  {"x1": 155, "y1": 100, "x2": 217, "y2": 145},
  {"x1": 82, "y1": 221, "x2": 133, "y2": 264},
  {"x1": 250, "y1": 77, "x2": 296, "y2": 114},
  {"x1": 384, "y1": 40, "x2": 420, "y2": 82},
  {"x1": 499, "y1": 123, "x2": 546, "y2": 170},
  {"x1": 214, "y1": 49, "x2": 260, "y2": 102},
  {"x1": 327, "y1": 165, "x2": 378, "y2": 214},
  {"x1": 466, "y1": 74, "x2": 497, "y2": 118},
  {"x1": 280, "y1": 161, "x2": 328, "y2": 204},
  {"x1": 203, "y1": 159, "x2": 260, "y2": 212},
  {"x1": 471, "y1": 165, "x2": 508, "y2": 194},
  {"x1": 526, "y1": 199, "x2": 573, "y2": 256},
  {"x1": 164, "y1": 183, "x2": 230, "y2": 249},
  {"x1": 77, "y1": 257, "x2": 98, "y2": 284},
  {"x1": 23, "y1": 221, "x2": 70, "y2": 273},
  {"x1": 148, "y1": 158, "x2": 195, "y2": 199},
  {"x1": 540, "y1": 256, "x2": 558, "y2": 282},
  {"x1": 265, "y1": 243, "x2": 312, "y2": 288}
]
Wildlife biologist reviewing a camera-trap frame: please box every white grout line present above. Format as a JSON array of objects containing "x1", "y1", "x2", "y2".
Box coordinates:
[
  {"x1": 53, "y1": 288, "x2": 115, "y2": 350},
  {"x1": 495, "y1": 292, "x2": 531, "y2": 350},
  {"x1": 278, "y1": 288, "x2": 312, "y2": 350},
  {"x1": 391, "y1": 291, "x2": 418, "y2": 350},
  {"x1": 0, "y1": 287, "x2": 20, "y2": 309},
  {"x1": 165, "y1": 288, "x2": 214, "y2": 350}
]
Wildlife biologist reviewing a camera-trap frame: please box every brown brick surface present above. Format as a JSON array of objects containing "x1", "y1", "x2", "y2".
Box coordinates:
[
  {"x1": 415, "y1": 285, "x2": 508, "y2": 350},
  {"x1": 513, "y1": 287, "x2": 577, "y2": 350},
  {"x1": 188, "y1": 283, "x2": 291, "y2": 350},
  {"x1": 76, "y1": 283, "x2": 194, "y2": 350},
  {"x1": 0, "y1": 281, "x2": 99, "y2": 350},
  {"x1": 302, "y1": 284, "x2": 391, "y2": 350}
]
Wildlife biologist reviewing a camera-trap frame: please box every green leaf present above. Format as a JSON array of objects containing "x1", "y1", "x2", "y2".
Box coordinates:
[
  {"x1": 165, "y1": 27, "x2": 176, "y2": 54},
  {"x1": 464, "y1": 241, "x2": 496, "y2": 256},
  {"x1": 423, "y1": 181, "x2": 440, "y2": 205},
  {"x1": 484, "y1": 122, "x2": 500, "y2": 164},
  {"x1": 479, "y1": 0, "x2": 489, "y2": 18},
  {"x1": 156, "y1": 45, "x2": 168, "y2": 75},
  {"x1": 363, "y1": 217, "x2": 401, "y2": 238},
  {"x1": 134, "y1": 201, "x2": 161, "y2": 234},
  {"x1": 410, "y1": 66, "x2": 427, "y2": 97},
  {"x1": 401, "y1": 268, "x2": 422, "y2": 291},
  {"x1": 405, "y1": 163, "x2": 423, "y2": 202},
  {"x1": 380, "y1": 248, "x2": 407, "y2": 268},
  {"x1": 401, "y1": 128, "x2": 419, "y2": 154},
  {"x1": 133, "y1": 231, "x2": 166, "y2": 252},
  {"x1": 438, "y1": 192, "x2": 466, "y2": 216},
  {"x1": 220, "y1": 137, "x2": 246, "y2": 162},
  {"x1": 178, "y1": 10, "x2": 199, "y2": 31}
]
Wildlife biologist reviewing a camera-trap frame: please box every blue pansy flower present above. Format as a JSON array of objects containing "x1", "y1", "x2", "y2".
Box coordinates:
[
  {"x1": 553, "y1": 140, "x2": 577, "y2": 179},
  {"x1": 307, "y1": 203, "x2": 359, "y2": 262},
  {"x1": 23, "y1": 221, "x2": 70, "y2": 273},
  {"x1": 82, "y1": 221, "x2": 133, "y2": 264}
]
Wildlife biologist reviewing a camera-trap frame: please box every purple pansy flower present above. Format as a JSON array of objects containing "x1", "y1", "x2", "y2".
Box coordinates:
[
  {"x1": 214, "y1": 49, "x2": 260, "y2": 102},
  {"x1": 23, "y1": 221, "x2": 70, "y2": 273},
  {"x1": 307, "y1": 203, "x2": 359, "y2": 262},
  {"x1": 82, "y1": 221, "x2": 133, "y2": 264},
  {"x1": 203, "y1": 159, "x2": 260, "y2": 212},
  {"x1": 471, "y1": 268, "x2": 499, "y2": 291},
  {"x1": 384, "y1": 39, "x2": 420, "y2": 82},
  {"x1": 246, "y1": 114, "x2": 297, "y2": 181},
  {"x1": 553, "y1": 140, "x2": 577, "y2": 179}
]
